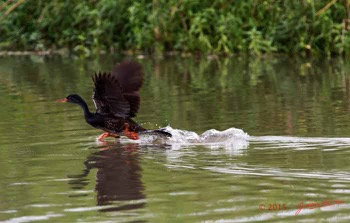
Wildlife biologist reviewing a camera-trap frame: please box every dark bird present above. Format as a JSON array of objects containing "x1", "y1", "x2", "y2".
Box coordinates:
[{"x1": 57, "y1": 60, "x2": 171, "y2": 141}]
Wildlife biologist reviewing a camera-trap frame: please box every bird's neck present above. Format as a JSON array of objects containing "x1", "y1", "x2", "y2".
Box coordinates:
[{"x1": 76, "y1": 99, "x2": 92, "y2": 119}]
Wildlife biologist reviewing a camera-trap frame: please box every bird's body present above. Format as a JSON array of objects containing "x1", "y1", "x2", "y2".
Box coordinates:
[
  {"x1": 88, "y1": 115, "x2": 143, "y2": 134},
  {"x1": 57, "y1": 60, "x2": 170, "y2": 141}
]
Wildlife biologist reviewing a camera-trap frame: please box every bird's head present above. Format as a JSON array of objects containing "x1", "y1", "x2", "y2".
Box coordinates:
[{"x1": 56, "y1": 94, "x2": 84, "y2": 104}]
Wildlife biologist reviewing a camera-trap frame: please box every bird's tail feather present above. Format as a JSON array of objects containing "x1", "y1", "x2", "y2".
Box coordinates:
[
  {"x1": 152, "y1": 129, "x2": 172, "y2": 137},
  {"x1": 140, "y1": 128, "x2": 172, "y2": 138}
]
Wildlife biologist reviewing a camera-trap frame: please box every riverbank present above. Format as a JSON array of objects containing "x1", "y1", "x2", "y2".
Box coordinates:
[{"x1": 1, "y1": 0, "x2": 350, "y2": 56}]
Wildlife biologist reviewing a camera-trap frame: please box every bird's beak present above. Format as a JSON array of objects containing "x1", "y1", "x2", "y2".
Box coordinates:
[{"x1": 56, "y1": 98, "x2": 68, "y2": 102}]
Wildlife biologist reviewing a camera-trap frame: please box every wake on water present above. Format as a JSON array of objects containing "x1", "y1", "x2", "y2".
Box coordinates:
[{"x1": 113, "y1": 125, "x2": 350, "y2": 152}]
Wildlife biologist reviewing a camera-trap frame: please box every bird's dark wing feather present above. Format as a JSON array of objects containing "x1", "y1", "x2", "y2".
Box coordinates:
[
  {"x1": 112, "y1": 61, "x2": 144, "y2": 117},
  {"x1": 92, "y1": 72, "x2": 130, "y2": 118}
]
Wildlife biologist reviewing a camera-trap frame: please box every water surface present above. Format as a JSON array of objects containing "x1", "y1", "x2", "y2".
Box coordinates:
[{"x1": 0, "y1": 55, "x2": 350, "y2": 222}]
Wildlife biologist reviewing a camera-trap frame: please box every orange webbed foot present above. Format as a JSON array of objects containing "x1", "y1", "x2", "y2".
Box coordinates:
[
  {"x1": 97, "y1": 132, "x2": 119, "y2": 141},
  {"x1": 124, "y1": 123, "x2": 139, "y2": 140}
]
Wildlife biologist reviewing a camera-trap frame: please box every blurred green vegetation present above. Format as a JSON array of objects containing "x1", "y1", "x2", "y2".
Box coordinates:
[{"x1": 1, "y1": 0, "x2": 350, "y2": 56}]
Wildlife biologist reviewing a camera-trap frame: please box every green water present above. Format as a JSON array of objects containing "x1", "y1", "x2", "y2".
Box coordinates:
[{"x1": 0, "y1": 55, "x2": 349, "y2": 222}]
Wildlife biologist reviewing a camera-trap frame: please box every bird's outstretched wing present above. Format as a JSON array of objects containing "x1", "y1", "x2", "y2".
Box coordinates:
[
  {"x1": 111, "y1": 61, "x2": 144, "y2": 117},
  {"x1": 92, "y1": 73, "x2": 130, "y2": 118},
  {"x1": 92, "y1": 61, "x2": 144, "y2": 118}
]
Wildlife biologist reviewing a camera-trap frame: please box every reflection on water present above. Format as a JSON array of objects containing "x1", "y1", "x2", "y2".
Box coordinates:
[
  {"x1": 0, "y1": 55, "x2": 350, "y2": 222},
  {"x1": 68, "y1": 142, "x2": 145, "y2": 212}
]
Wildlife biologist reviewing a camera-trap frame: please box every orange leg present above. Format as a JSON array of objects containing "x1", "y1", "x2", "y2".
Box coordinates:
[
  {"x1": 124, "y1": 123, "x2": 139, "y2": 140},
  {"x1": 97, "y1": 132, "x2": 119, "y2": 141}
]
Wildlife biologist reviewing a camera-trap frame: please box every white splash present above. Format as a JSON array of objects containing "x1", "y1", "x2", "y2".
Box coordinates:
[{"x1": 136, "y1": 126, "x2": 250, "y2": 151}]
